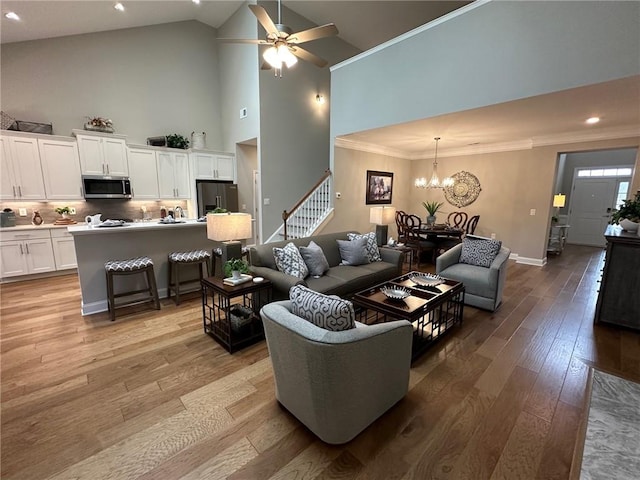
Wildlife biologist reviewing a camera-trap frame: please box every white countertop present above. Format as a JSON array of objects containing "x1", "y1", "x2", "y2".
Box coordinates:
[
  {"x1": 0, "y1": 223, "x2": 76, "y2": 231},
  {"x1": 67, "y1": 219, "x2": 206, "y2": 235}
]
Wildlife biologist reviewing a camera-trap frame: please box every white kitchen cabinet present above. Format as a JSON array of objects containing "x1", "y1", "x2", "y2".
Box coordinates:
[
  {"x1": 0, "y1": 134, "x2": 47, "y2": 200},
  {"x1": 191, "y1": 151, "x2": 235, "y2": 181},
  {"x1": 74, "y1": 130, "x2": 129, "y2": 176},
  {"x1": 157, "y1": 150, "x2": 190, "y2": 199},
  {"x1": 38, "y1": 137, "x2": 83, "y2": 199},
  {"x1": 0, "y1": 230, "x2": 56, "y2": 278},
  {"x1": 128, "y1": 147, "x2": 160, "y2": 199},
  {"x1": 51, "y1": 229, "x2": 77, "y2": 270}
]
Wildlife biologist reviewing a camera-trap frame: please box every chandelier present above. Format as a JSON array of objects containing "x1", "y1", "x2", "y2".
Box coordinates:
[{"x1": 415, "y1": 137, "x2": 453, "y2": 189}]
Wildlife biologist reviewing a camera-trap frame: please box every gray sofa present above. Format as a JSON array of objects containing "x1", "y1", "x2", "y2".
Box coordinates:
[
  {"x1": 436, "y1": 242, "x2": 511, "y2": 311},
  {"x1": 260, "y1": 300, "x2": 413, "y2": 444},
  {"x1": 249, "y1": 231, "x2": 404, "y2": 300}
]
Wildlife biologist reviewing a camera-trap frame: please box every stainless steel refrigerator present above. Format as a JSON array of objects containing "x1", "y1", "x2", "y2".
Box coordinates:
[{"x1": 196, "y1": 180, "x2": 239, "y2": 216}]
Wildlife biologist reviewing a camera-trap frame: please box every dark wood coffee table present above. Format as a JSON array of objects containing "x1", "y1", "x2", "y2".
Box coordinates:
[{"x1": 352, "y1": 271, "x2": 464, "y2": 361}]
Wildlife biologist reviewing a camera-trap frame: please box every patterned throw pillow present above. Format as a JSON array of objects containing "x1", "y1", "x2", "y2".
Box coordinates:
[
  {"x1": 290, "y1": 285, "x2": 355, "y2": 331},
  {"x1": 337, "y1": 237, "x2": 370, "y2": 266},
  {"x1": 459, "y1": 235, "x2": 502, "y2": 268},
  {"x1": 273, "y1": 242, "x2": 309, "y2": 279},
  {"x1": 347, "y1": 232, "x2": 382, "y2": 262},
  {"x1": 298, "y1": 241, "x2": 330, "y2": 277}
]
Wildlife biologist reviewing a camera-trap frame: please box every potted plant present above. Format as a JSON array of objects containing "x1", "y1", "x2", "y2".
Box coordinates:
[
  {"x1": 54, "y1": 206, "x2": 71, "y2": 219},
  {"x1": 422, "y1": 200, "x2": 444, "y2": 225},
  {"x1": 610, "y1": 192, "x2": 640, "y2": 232},
  {"x1": 166, "y1": 134, "x2": 189, "y2": 149},
  {"x1": 224, "y1": 258, "x2": 249, "y2": 279}
]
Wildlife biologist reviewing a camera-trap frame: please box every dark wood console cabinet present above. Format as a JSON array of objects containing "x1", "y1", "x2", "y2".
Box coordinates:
[{"x1": 594, "y1": 225, "x2": 640, "y2": 330}]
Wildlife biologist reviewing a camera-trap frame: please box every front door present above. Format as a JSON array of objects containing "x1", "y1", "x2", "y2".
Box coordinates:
[{"x1": 568, "y1": 178, "x2": 618, "y2": 247}]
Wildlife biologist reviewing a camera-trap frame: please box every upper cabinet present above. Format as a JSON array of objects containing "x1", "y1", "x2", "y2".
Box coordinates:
[
  {"x1": 0, "y1": 134, "x2": 47, "y2": 201},
  {"x1": 73, "y1": 130, "x2": 128, "y2": 176},
  {"x1": 191, "y1": 151, "x2": 235, "y2": 181},
  {"x1": 157, "y1": 150, "x2": 190, "y2": 199},
  {"x1": 38, "y1": 137, "x2": 83, "y2": 200},
  {"x1": 128, "y1": 146, "x2": 160, "y2": 199}
]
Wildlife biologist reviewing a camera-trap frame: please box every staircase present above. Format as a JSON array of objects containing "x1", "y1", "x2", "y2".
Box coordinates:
[{"x1": 265, "y1": 170, "x2": 334, "y2": 243}]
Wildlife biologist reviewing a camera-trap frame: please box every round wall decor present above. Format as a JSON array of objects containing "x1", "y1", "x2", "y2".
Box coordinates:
[{"x1": 444, "y1": 171, "x2": 482, "y2": 207}]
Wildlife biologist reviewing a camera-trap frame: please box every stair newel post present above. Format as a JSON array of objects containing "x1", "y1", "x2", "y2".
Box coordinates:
[{"x1": 282, "y1": 210, "x2": 290, "y2": 240}]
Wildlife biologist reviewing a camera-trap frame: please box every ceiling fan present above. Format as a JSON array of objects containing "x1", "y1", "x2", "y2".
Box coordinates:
[{"x1": 219, "y1": 0, "x2": 338, "y2": 76}]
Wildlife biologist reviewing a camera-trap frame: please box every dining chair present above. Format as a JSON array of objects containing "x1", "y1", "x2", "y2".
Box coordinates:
[
  {"x1": 404, "y1": 214, "x2": 436, "y2": 266},
  {"x1": 466, "y1": 215, "x2": 480, "y2": 235},
  {"x1": 395, "y1": 210, "x2": 408, "y2": 243},
  {"x1": 447, "y1": 211, "x2": 468, "y2": 229}
]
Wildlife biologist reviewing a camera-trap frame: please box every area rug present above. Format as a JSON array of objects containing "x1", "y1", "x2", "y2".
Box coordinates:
[{"x1": 580, "y1": 369, "x2": 640, "y2": 479}]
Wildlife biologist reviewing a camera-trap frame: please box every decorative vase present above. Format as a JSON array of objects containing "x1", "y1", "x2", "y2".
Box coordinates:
[
  {"x1": 619, "y1": 218, "x2": 639, "y2": 232},
  {"x1": 232, "y1": 270, "x2": 242, "y2": 280},
  {"x1": 32, "y1": 210, "x2": 43, "y2": 226},
  {"x1": 62, "y1": 213, "x2": 71, "y2": 219},
  {"x1": 426, "y1": 215, "x2": 436, "y2": 225}
]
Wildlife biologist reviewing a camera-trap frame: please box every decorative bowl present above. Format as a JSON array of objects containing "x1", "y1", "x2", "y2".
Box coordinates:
[
  {"x1": 410, "y1": 273, "x2": 444, "y2": 288},
  {"x1": 380, "y1": 286, "x2": 410, "y2": 300}
]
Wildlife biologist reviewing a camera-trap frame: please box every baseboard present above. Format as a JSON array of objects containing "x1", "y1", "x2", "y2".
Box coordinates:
[
  {"x1": 511, "y1": 253, "x2": 546, "y2": 266},
  {"x1": 81, "y1": 287, "x2": 172, "y2": 316}
]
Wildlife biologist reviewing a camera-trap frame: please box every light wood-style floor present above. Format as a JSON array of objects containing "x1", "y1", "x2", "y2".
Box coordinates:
[{"x1": 2, "y1": 245, "x2": 639, "y2": 479}]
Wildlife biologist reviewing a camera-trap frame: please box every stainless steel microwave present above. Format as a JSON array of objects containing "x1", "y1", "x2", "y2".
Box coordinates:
[{"x1": 82, "y1": 175, "x2": 132, "y2": 199}]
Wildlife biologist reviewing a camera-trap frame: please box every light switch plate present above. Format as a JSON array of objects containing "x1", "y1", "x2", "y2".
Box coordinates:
[
  {"x1": 263, "y1": 198, "x2": 270, "y2": 205},
  {"x1": 18, "y1": 208, "x2": 27, "y2": 216},
  {"x1": 69, "y1": 207, "x2": 76, "y2": 215}
]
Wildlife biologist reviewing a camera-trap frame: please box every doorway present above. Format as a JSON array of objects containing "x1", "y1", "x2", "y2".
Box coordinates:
[{"x1": 567, "y1": 167, "x2": 633, "y2": 247}]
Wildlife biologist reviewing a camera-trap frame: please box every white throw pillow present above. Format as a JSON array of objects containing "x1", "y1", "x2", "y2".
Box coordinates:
[
  {"x1": 273, "y1": 242, "x2": 309, "y2": 279},
  {"x1": 290, "y1": 285, "x2": 355, "y2": 331}
]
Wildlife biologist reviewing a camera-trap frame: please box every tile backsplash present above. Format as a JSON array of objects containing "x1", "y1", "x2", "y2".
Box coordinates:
[{"x1": 0, "y1": 200, "x2": 188, "y2": 226}]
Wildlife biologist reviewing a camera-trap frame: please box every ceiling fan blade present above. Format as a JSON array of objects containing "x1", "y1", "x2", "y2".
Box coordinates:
[
  {"x1": 288, "y1": 24, "x2": 338, "y2": 44},
  {"x1": 248, "y1": 4, "x2": 278, "y2": 35},
  {"x1": 261, "y1": 62, "x2": 272, "y2": 70},
  {"x1": 218, "y1": 38, "x2": 268, "y2": 45},
  {"x1": 290, "y1": 46, "x2": 328, "y2": 68}
]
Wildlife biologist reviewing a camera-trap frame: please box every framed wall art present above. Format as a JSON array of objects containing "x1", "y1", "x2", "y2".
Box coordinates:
[{"x1": 366, "y1": 170, "x2": 394, "y2": 205}]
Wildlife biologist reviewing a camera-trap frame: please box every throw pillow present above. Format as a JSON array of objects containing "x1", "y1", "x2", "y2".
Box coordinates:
[
  {"x1": 298, "y1": 241, "x2": 330, "y2": 277},
  {"x1": 337, "y1": 237, "x2": 370, "y2": 266},
  {"x1": 459, "y1": 235, "x2": 502, "y2": 268},
  {"x1": 273, "y1": 242, "x2": 309, "y2": 279},
  {"x1": 347, "y1": 232, "x2": 382, "y2": 262},
  {"x1": 290, "y1": 285, "x2": 355, "y2": 331}
]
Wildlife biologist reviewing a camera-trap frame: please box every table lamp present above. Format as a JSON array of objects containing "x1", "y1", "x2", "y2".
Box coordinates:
[
  {"x1": 370, "y1": 206, "x2": 396, "y2": 246},
  {"x1": 553, "y1": 194, "x2": 566, "y2": 222},
  {"x1": 206, "y1": 213, "x2": 252, "y2": 267}
]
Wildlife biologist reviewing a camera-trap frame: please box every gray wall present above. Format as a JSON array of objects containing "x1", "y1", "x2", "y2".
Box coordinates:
[
  {"x1": 257, "y1": 2, "x2": 360, "y2": 238},
  {"x1": 1, "y1": 21, "x2": 224, "y2": 147},
  {"x1": 218, "y1": 1, "x2": 260, "y2": 151},
  {"x1": 330, "y1": 1, "x2": 640, "y2": 138}
]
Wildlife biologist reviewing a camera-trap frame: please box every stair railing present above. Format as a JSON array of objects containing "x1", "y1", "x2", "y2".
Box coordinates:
[{"x1": 282, "y1": 169, "x2": 332, "y2": 240}]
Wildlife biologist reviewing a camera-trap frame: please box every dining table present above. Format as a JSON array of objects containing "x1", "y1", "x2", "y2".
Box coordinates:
[{"x1": 416, "y1": 224, "x2": 464, "y2": 240}]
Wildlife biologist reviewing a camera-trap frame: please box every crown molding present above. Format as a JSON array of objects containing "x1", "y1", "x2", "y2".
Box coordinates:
[
  {"x1": 336, "y1": 125, "x2": 640, "y2": 160},
  {"x1": 334, "y1": 137, "x2": 413, "y2": 159}
]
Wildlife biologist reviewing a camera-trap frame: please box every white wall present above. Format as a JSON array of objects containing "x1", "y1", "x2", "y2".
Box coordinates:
[
  {"x1": 1, "y1": 21, "x2": 224, "y2": 147},
  {"x1": 330, "y1": 1, "x2": 640, "y2": 138}
]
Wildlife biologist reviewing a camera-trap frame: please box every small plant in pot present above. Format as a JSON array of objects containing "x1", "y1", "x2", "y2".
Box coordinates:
[
  {"x1": 224, "y1": 258, "x2": 249, "y2": 279},
  {"x1": 610, "y1": 191, "x2": 640, "y2": 232},
  {"x1": 166, "y1": 134, "x2": 189, "y2": 149},
  {"x1": 422, "y1": 200, "x2": 444, "y2": 225},
  {"x1": 54, "y1": 206, "x2": 71, "y2": 218}
]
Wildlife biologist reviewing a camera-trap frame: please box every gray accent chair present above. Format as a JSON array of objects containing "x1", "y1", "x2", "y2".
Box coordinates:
[
  {"x1": 260, "y1": 301, "x2": 413, "y2": 444},
  {"x1": 436, "y1": 243, "x2": 511, "y2": 312}
]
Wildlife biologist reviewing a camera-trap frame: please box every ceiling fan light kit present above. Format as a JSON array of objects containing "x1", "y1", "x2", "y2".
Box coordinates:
[{"x1": 221, "y1": 0, "x2": 338, "y2": 77}]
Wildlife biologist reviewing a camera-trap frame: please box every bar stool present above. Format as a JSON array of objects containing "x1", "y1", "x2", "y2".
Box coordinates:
[
  {"x1": 168, "y1": 250, "x2": 211, "y2": 305},
  {"x1": 105, "y1": 256, "x2": 161, "y2": 321}
]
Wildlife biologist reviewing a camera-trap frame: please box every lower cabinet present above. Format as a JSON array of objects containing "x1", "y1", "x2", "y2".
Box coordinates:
[
  {"x1": 0, "y1": 230, "x2": 56, "y2": 278},
  {"x1": 51, "y1": 229, "x2": 77, "y2": 270},
  {"x1": 0, "y1": 228, "x2": 76, "y2": 279}
]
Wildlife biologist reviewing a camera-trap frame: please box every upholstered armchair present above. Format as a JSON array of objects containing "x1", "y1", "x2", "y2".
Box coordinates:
[
  {"x1": 260, "y1": 301, "x2": 413, "y2": 444},
  {"x1": 436, "y1": 242, "x2": 511, "y2": 311}
]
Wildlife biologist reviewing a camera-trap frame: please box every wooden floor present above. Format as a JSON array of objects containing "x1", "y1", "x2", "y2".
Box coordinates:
[{"x1": 2, "y1": 245, "x2": 639, "y2": 479}]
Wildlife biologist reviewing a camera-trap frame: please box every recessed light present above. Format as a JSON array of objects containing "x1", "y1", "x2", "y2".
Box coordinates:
[
  {"x1": 586, "y1": 117, "x2": 600, "y2": 124},
  {"x1": 5, "y1": 12, "x2": 20, "y2": 21},
  {"x1": 192, "y1": 0, "x2": 201, "y2": 4},
  {"x1": 114, "y1": 3, "x2": 125, "y2": 11}
]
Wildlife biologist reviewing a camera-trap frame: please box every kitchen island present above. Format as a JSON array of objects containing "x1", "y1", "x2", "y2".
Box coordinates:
[{"x1": 68, "y1": 220, "x2": 215, "y2": 315}]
